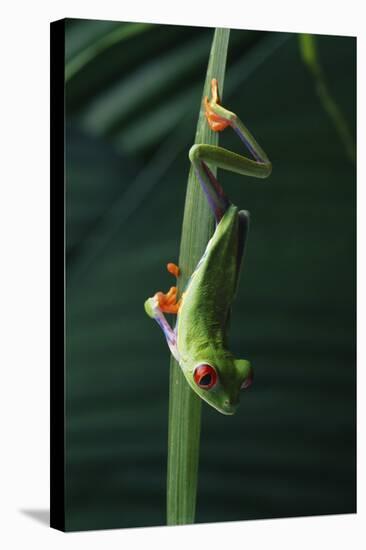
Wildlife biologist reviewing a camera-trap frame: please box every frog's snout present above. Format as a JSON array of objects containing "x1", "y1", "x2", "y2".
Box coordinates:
[{"x1": 222, "y1": 398, "x2": 238, "y2": 415}]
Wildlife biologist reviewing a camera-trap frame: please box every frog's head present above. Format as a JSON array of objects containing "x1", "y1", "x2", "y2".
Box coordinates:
[{"x1": 183, "y1": 357, "x2": 253, "y2": 415}]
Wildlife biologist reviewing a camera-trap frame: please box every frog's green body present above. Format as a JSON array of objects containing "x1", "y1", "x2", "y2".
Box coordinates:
[
  {"x1": 144, "y1": 79, "x2": 271, "y2": 414},
  {"x1": 176, "y1": 205, "x2": 249, "y2": 414}
]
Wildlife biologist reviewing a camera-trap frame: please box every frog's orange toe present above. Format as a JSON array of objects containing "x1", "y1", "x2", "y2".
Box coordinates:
[
  {"x1": 167, "y1": 262, "x2": 180, "y2": 278},
  {"x1": 164, "y1": 301, "x2": 181, "y2": 314},
  {"x1": 211, "y1": 78, "x2": 220, "y2": 103},
  {"x1": 156, "y1": 289, "x2": 181, "y2": 314}
]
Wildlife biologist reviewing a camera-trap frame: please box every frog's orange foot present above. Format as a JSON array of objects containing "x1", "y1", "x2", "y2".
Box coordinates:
[
  {"x1": 155, "y1": 287, "x2": 181, "y2": 314},
  {"x1": 204, "y1": 78, "x2": 231, "y2": 132},
  {"x1": 154, "y1": 262, "x2": 181, "y2": 314}
]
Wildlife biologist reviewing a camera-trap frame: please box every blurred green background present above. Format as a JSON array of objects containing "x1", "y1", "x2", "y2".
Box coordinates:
[{"x1": 64, "y1": 19, "x2": 356, "y2": 531}]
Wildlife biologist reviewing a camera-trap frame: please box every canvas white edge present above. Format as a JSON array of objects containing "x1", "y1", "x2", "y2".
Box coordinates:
[{"x1": 0, "y1": 0, "x2": 363, "y2": 549}]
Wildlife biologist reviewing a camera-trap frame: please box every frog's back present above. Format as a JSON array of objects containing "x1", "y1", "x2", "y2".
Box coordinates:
[{"x1": 177, "y1": 204, "x2": 241, "y2": 357}]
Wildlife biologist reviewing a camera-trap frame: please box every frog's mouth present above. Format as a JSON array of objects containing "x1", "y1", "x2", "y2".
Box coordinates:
[
  {"x1": 203, "y1": 396, "x2": 238, "y2": 416},
  {"x1": 219, "y1": 400, "x2": 238, "y2": 415}
]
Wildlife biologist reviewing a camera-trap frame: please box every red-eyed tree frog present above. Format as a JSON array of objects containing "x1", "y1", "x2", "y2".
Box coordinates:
[{"x1": 145, "y1": 79, "x2": 272, "y2": 414}]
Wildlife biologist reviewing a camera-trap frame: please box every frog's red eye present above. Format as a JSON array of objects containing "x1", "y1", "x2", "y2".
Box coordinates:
[{"x1": 193, "y1": 364, "x2": 217, "y2": 390}]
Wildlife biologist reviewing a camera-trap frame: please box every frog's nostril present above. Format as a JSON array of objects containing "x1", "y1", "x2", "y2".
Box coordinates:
[{"x1": 224, "y1": 398, "x2": 237, "y2": 409}]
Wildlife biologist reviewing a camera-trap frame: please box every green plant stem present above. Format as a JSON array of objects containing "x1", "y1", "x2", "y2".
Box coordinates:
[{"x1": 166, "y1": 27, "x2": 230, "y2": 526}]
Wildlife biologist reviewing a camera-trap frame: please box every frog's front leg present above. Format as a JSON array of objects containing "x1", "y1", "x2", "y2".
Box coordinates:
[{"x1": 144, "y1": 262, "x2": 181, "y2": 362}]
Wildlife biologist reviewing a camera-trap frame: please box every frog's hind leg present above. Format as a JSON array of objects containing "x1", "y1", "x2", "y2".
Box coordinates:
[{"x1": 189, "y1": 78, "x2": 271, "y2": 225}]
